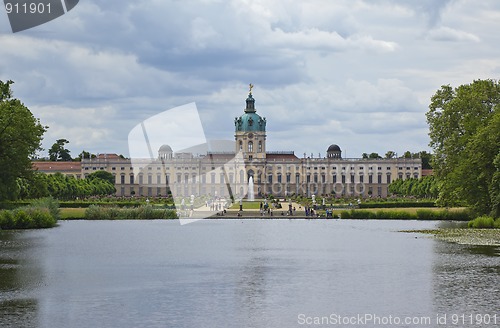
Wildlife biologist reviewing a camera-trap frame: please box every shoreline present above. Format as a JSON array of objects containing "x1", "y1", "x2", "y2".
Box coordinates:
[{"x1": 403, "y1": 228, "x2": 500, "y2": 247}]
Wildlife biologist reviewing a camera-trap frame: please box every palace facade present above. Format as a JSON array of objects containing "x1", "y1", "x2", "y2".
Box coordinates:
[{"x1": 35, "y1": 88, "x2": 422, "y2": 198}]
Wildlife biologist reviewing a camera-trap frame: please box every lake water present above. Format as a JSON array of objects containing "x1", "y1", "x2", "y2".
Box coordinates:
[{"x1": 1, "y1": 220, "x2": 499, "y2": 328}]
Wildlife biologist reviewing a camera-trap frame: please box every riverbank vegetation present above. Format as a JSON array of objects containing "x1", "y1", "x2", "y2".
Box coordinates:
[
  {"x1": 467, "y1": 216, "x2": 500, "y2": 229},
  {"x1": 0, "y1": 198, "x2": 59, "y2": 229},
  {"x1": 84, "y1": 205, "x2": 177, "y2": 220},
  {"x1": 339, "y1": 208, "x2": 471, "y2": 221}
]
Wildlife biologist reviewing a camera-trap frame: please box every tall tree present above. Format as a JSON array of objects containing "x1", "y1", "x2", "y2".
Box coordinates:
[
  {"x1": 385, "y1": 151, "x2": 396, "y2": 159},
  {"x1": 87, "y1": 170, "x2": 116, "y2": 186},
  {"x1": 49, "y1": 138, "x2": 72, "y2": 161},
  {"x1": 0, "y1": 80, "x2": 46, "y2": 200},
  {"x1": 426, "y1": 79, "x2": 500, "y2": 216},
  {"x1": 368, "y1": 152, "x2": 382, "y2": 159}
]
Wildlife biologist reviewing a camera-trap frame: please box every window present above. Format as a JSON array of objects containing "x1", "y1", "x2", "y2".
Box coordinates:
[
  {"x1": 139, "y1": 175, "x2": 144, "y2": 184},
  {"x1": 286, "y1": 173, "x2": 291, "y2": 183},
  {"x1": 148, "y1": 175, "x2": 152, "y2": 184},
  {"x1": 130, "y1": 175, "x2": 135, "y2": 185},
  {"x1": 268, "y1": 174, "x2": 273, "y2": 184},
  {"x1": 333, "y1": 175, "x2": 337, "y2": 183},
  {"x1": 239, "y1": 141, "x2": 242, "y2": 150},
  {"x1": 258, "y1": 141, "x2": 262, "y2": 152},
  {"x1": 112, "y1": 167, "x2": 116, "y2": 171},
  {"x1": 248, "y1": 141, "x2": 253, "y2": 152},
  {"x1": 369, "y1": 175, "x2": 373, "y2": 184},
  {"x1": 350, "y1": 174, "x2": 355, "y2": 183},
  {"x1": 211, "y1": 173, "x2": 215, "y2": 184},
  {"x1": 120, "y1": 175, "x2": 125, "y2": 185},
  {"x1": 277, "y1": 173, "x2": 282, "y2": 183},
  {"x1": 306, "y1": 175, "x2": 311, "y2": 183},
  {"x1": 321, "y1": 174, "x2": 326, "y2": 183},
  {"x1": 377, "y1": 174, "x2": 382, "y2": 184},
  {"x1": 360, "y1": 175, "x2": 364, "y2": 183},
  {"x1": 341, "y1": 175, "x2": 346, "y2": 184},
  {"x1": 386, "y1": 174, "x2": 391, "y2": 184},
  {"x1": 157, "y1": 174, "x2": 161, "y2": 184}
]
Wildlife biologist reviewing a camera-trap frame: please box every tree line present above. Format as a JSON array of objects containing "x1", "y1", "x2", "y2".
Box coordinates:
[
  {"x1": 388, "y1": 176, "x2": 438, "y2": 199},
  {"x1": 361, "y1": 151, "x2": 433, "y2": 169},
  {"x1": 16, "y1": 171, "x2": 116, "y2": 200}
]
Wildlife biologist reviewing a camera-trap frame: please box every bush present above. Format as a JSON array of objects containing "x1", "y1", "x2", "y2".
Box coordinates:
[
  {"x1": 468, "y1": 216, "x2": 496, "y2": 229},
  {"x1": 359, "y1": 202, "x2": 435, "y2": 209},
  {"x1": 30, "y1": 198, "x2": 60, "y2": 220},
  {"x1": 339, "y1": 209, "x2": 471, "y2": 221},
  {"x1": 84, "y1": 205, "x2": 178, "y2": 220},
  {"x1": 0, "y1": 210, "x2": 17, "y2": 229},
  {"x1": 0, "y1": 201, "x2": 58, "y2": 230}
]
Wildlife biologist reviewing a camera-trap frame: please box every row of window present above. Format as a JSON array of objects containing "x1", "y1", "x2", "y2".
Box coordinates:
[{"x1": 117, "y1": 172, "x2": 419, "y2": 185}]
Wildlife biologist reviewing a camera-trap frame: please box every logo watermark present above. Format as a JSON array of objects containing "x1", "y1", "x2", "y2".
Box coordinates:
[{"x1": 4, "y1": 0, "x2": 79, "y2": 33}]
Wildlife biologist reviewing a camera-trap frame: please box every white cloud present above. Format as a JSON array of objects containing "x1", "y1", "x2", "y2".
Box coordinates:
[
  {"x1": 1, "y1": 0, "x2": 499, "y2": 159},
  {"x1": 426, "y1": 26, "x2": 480, "y2": 42}
]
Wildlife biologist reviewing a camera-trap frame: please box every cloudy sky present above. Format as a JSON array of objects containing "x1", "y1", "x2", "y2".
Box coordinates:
[{"x1": 1, "y1": 0, "x2": 499, "y2": 159}]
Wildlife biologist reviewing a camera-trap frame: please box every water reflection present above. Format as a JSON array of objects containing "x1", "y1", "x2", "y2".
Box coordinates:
[
  {"x1": 0, "y1": 231, "x2": 44, "y2": 328},
  {"x1": 432, "y1": 240, "x2": 500, "y2": 317},
  {"x1": 1, "y1": 221, "x2": 500, "y2": 328}
]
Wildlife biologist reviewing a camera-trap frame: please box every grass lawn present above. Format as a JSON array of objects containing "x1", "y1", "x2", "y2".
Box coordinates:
[
  {"x1": 333, "y1": 207, "x2": 467, "y2": 214},
  {"x1": 60, "y1": 208, "x2": 86, "y2": 219},
  {"x1": 229, "y1": 201, "x2": 267, "y2": 210}
]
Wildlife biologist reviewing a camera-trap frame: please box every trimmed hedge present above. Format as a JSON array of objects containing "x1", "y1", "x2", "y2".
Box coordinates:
[
  {"x1": 358, "y1": 201, "x2": 436, "y2": 209},
  {"x1": 1, "y1": 201, "x2": 176, "y2": 210},
  {"x1": 84, "y1": 205, "x2": 178, "y2": 220},
  {"x1": 340, "y1": 209, "x2": 472, "y2": 221}
]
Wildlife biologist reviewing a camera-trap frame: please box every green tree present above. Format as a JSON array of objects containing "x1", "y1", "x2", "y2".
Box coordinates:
[
  {"x1": 0, "y1": 80, "x2": 46, "y2": 200},
  {"x1": 87, "y1": 170, "x2": 116, "y2": 185},
  {"x1": 402, "y1": 151, "x2": 412, "y2": 158},
  {"x1": 426, "y1": 79, "x2": 500, "y2": 216},
  {"x1": 416, "y1": 151, "x2": 433, "y2": 169},
  {"x1": 368, "y1": 152, "x2": 382, "y2": 159},
  {"x1": 49, "y1": 139, "x2": 72, "y2": 161},
  {"x1": 385, "y1": 151, "x2": 396, "y2": 159},
  {"x1": 74, "y1": 150, "x2": 96, "y2": 161}
]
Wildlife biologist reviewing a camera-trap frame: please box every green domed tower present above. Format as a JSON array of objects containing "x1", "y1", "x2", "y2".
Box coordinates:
[{"x1": 234, "y1": 84, "x2": 266, "y2": 160}]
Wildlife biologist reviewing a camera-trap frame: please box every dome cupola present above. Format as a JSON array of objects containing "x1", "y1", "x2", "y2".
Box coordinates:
[
  {"x1": 235, "y1": 84, "x2": 266, "y2": 132},
  {"x1": 327, "y1": 144, "x2": 342, "y2": 159}
]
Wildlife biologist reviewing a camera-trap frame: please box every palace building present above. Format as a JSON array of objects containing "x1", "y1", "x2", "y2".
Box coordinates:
[{"x1": 35, "y1": 87, "x2": 422, "y2": 198}]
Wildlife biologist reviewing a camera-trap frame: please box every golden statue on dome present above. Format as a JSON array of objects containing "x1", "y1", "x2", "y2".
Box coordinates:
[{"x1": 249, "y1": 83, "x2": 254, "y2": 94}]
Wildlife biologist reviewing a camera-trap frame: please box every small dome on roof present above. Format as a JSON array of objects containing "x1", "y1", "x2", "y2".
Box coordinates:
[
  {"x1": 159, "y1": 144, "x2": 173, "y2": 152},
  {"x1": 327, "y1": 144, "x2": 341, "y2": 152}
]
